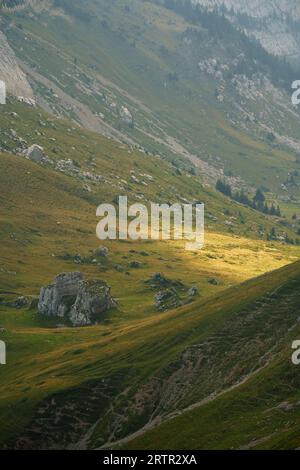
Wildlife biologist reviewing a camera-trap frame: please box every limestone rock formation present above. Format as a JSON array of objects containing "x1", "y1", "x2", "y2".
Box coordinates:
[
  {"x1": 120, "y1": 106, "x2": 134, "y2": 127},
  {"x1": 69, "y1": 280, "x2": 116, "y2": 326},
  {"x1": 38, "y1": 273, "x2": 116, "y2": 326},
  {"x1": 22, "y1": 144, "x2": 52, "y2": 164},
  {"x1": 192, "y1": 0, "x2": 300, "y2": 64},
  {"x1": 38, "y1": 272, "x2": 83, "y2": 319}
]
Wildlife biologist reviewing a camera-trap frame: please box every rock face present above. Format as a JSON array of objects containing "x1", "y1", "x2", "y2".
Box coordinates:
[
  {"x1": 0, "y1": 30, "x2": 34, "y2": 99},
  {"x1": 192, "y1": 0, "x2": 300, "y2": 64},
  {"x1": 38, "y1": 273, "x2": 115, "y2": 326}
]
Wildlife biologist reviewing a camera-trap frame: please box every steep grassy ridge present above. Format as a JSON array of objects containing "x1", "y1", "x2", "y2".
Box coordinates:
[
  {"x1": 1, "y1": 255, "x2": 300, "y2": 449},
  {"x1": 122, "y1": 269, "x2": 300, "y2": 450}
]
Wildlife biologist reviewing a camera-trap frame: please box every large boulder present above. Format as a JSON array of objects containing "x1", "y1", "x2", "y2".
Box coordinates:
[
  {"x1": 24, "y1": 144, "x2": 43, "y2": 162},
  {"x1": 38, "y1": 273, "x2": 116, "y2": 326},
  {"x1": 22, "y1": 145, "x2": 52, "y2": 164},
  {"x1": 120, "y1": 106, "x2": 134, "y2": 127},
  {"x1": 155, "y1": 289, "x2": 181, "y2": 312},
  {"x1": 38, "y1": 272, "x2": 83, "y2": 318},
  {"x1": 69, "y1": 280, "x2": 116, "y2": 326}
]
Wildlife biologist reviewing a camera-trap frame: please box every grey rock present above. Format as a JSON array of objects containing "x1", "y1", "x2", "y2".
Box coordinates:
[
  {"x1": 188, "y1": 287, "x2": 199, "y2": 297},
  {"x1": 22, "y1": 144, "x2": 52, "y2": 165},
  {"x1": 115, "y1": 265, "x2": 124, "y2": 272},
  {"x1": 120, "y1": 106, "x2": 134, "y2": 126},
  {"x1": 13, "y1": 296, "x2": 29, "y2": 308},
  {"x1": 38, "y1": 272, "x2": 116, "y2": 326},
  {"x1": 155, "y1": 289, "x2": 181, "y2": 312},
  {"x1": 146, "y1": 273, "x2": 185, "y2": 290},
  {"x1": 38, "y1": 272, "x2": 83, "y2": 318},
  {"x1": 17, "y1": 96, "x2": 36, "y2": 107},
  {"x1": 69, "y1": 280, "x2": 116, "y2": 326},
  {"x1": 96, "y1": 246, "x2": 109, "y2": 258},
  {"x1": 0, "y1": 30, "x2": 34, "y2": 100}
]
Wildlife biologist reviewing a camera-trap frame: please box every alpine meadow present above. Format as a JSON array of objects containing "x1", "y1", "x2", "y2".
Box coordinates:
[{"x1": 1, "y1": 0, "x2": 300, "y2": 455}]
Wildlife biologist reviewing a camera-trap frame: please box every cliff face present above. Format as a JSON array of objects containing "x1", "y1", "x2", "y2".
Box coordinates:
[
  {"x1": 192, "y1": 0, "x2": 300, "y2": 64},
  {"x1": 0, "y1": 29, "x2": 33, "y2": 99}
]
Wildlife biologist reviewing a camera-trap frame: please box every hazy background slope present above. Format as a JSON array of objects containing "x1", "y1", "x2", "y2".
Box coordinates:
[
  {"x1": 192, "y1": 0, "x2": 300, "y2": 64},
  {"x1": 2, "y1": 0, "x2": 300, "y2": 212}
]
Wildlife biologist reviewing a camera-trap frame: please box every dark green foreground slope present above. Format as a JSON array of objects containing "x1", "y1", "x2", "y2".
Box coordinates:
[
  {"x1": 2, "y1": 256, "x2": 300, "y2": 449},
  {"x1": 121, "y1": 263, "x2": 300, "y2": 450}
]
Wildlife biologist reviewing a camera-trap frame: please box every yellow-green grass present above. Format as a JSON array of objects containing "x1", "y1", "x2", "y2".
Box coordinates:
[
  {"x1": 121, "y1": 319, "x2": 300, "y2": 450},
  {"x1": 1, "y1": 254, "x2": 300, "y2": 447},
  {"x1": 1, "y1": 100, "x2": 300, "y2": 447}
]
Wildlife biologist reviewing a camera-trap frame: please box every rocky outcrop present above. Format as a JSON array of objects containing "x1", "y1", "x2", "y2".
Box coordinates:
[
  {"x1": 22, "y1": 144, "x2": 52, "y2": 164},
  {"x1": 69, "y1": 280, "x2": 116, "y2": 326},
  {"x1": 38, "y1": 272, "x2": 83, "y2": 319},
  {"x1": 38, "y1": 273, "x2": 116, "y2": 326},
  {"x1": 119, "y1": 106, "x2": 134, "y2": 127},
  {"x1": 188, "y1": 287, "x2": 199, "y2": 297},
  {"x1": 155, "y1": 289, "x2": 181, "y2": 312},
  {"x1": 13, "y1": 296, "x2": 29, "y2": 308}
]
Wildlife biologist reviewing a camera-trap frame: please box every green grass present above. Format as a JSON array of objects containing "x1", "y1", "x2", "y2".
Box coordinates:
[
  {"x1": 3, "y1": 0, "x2": 300, "y2": 214},
  {"x1": 122, "y1": 325, "x2": 300, "y2": 450},
  {"x1": 1, "y1": 1, "x2": 300, "y2": 449},
  {"x1": 0, "y1": 98, "x2": 299, "y2": 448}
]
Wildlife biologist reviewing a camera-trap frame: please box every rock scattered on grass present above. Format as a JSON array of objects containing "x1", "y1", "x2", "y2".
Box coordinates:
[{"x1": 38, "y1": 272, "x2": 116, "y2": 326}]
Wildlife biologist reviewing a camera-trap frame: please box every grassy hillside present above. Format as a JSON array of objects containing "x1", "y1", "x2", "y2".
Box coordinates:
[
  {"x1": 121, "y1": 268, "x2": 300, "y2": 450},
  {"x1": 1, "y1": 242, "x2": 300, "y2": 449},
  {"x1": 2, "y1": 0, "x2": 300, "y2": 217},
  {"x1": 0, "y1": 97, "x2": 300, "y2": 448},
  {"x1": 1, "y1": 0, "x2": 300, "y2": 451}
]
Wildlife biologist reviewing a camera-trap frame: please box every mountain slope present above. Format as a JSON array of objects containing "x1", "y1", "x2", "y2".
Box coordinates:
[
  {"x1": 0, "y1": 29, "x2": 33, "y2": 98},
  {"x1": 122, "y1": 274, "x2": 300, "y2": 450},
  {"x1": 192, "y1": 0, "x2": 300, "y2": 64},
  {"x1": 1, "y1": 0, "x2": 300, "y2": 452},
  {"x1": 2, "y1": 243, "x2": 300, "y2": 449},
  {"x1": 117, "y1": 259, "x2": 300, "y2": 450},
  {"x1": 2, "y1": 0, "x2": 300, "y2": 215},
  {"x1": 0, "y1": 96, "x2": 299, "y2": 449}
]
